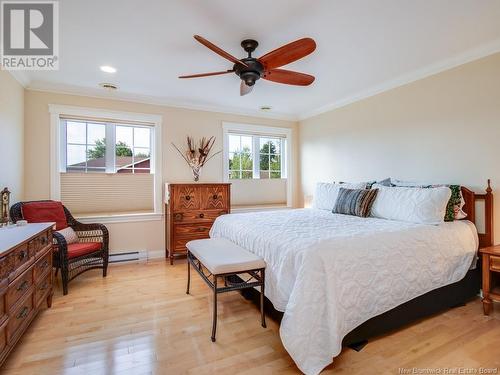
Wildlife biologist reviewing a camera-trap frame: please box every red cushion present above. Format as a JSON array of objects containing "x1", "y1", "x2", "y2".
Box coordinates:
[
  {"x1": 67, "y1": 242, "x2": 102, "y2": 259},
  {"x1": 22, "y1": 201, "x2": 68, "y2": 230}
]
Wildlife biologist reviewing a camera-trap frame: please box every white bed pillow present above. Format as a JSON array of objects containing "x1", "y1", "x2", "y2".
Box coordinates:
[
  {"x1": 370, "y1": 184, "x2": 452, "y2": 224},
  {"x1": 312, "y1": 182, "x2": 367, "y2": 210}
]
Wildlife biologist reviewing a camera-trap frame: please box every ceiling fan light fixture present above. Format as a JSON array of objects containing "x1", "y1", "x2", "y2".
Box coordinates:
[{"x1": 180, "y1": 35, "x2": 316, "y2": 95}]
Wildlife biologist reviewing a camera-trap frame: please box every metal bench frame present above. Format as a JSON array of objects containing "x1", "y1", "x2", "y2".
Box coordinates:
[{"x1": 186, "y1": 250, "x2": 266, "y2": 342}]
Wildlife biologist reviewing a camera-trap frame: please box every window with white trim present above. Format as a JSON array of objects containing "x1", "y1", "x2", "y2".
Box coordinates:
[
  {"x1": 49, "y1": 105, "x2": 162, "y2": 220},
  {"x1": 227, "y1": 134, "x2": 287, "y2": 180},
  {"x1": 223, "y1": 122, "x2": 292, "y2": 208},
  {"x1": 62, "y1": 120, "x2": 152, "y2": 174}
]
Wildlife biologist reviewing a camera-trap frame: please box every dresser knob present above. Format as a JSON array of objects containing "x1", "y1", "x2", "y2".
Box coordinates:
[
  {"x1": 199, "y1": 213, "x2": 204, "y2": 218},
  {"x1": 212, "y1": 194, "x2": 218, "y2": 200},
  {"x1": 17, "y1": 280, "x2": 29, "y2": 292},
  {"x1": 185, "y1": 195, "x2": 191, "y2": 201},
  {"x1": 174, "y1": 213, "x2": 183, "y2": 221},
  {"x1": 17, "y1": 307, "x2": 29, "y2": 320},
  {"x1": 18, "y1": 250, "x2": 28, "y2": 260}
]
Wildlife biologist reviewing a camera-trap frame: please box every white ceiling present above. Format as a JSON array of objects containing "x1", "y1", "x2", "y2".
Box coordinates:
[{"x1": 17, "y1": 0, "x2": 500, "y2": 120}]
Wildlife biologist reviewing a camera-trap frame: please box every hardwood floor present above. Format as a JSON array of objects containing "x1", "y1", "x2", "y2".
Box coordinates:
[{"x1": 2, "y1": 259, "x2": 500, "y2": 374}]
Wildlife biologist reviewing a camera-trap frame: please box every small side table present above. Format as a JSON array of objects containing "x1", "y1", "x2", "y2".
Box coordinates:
[{"x1": 479, "y1": 245, "x2": 500, "y2": 315}]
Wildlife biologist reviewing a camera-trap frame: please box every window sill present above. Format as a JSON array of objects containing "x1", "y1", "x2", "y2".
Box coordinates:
[
  {"x1": 231, "y1": 204, "x2": 291, "y2": 213},
  {"x1": 76, "y1": 212, "x2": 163, "y2": 224}
]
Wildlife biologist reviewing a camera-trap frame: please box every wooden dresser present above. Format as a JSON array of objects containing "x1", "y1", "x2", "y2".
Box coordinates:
[
  {"x1": 165, "y1": 183, "x2": 231, "y2": 264},
  {"x1": 0, "y1": 223, "x2": 54, "y2": 366}
]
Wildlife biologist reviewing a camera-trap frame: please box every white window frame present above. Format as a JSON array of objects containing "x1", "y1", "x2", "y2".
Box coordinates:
[
  {"x1": 222, "y1": 122, "x2": 293, "y2": 208},
  {"x1": 49, "y1": 104, "x2": 163, "y2": 222}
]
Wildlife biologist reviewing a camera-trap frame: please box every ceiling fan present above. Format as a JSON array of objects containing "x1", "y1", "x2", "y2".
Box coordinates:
[{"x1": 179, "y1": 35, "x2": 316, "y2": 96}]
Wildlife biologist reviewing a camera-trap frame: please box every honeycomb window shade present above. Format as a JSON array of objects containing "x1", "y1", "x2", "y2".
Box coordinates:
[{"x1": 60, "y1": 173, "x2": 154, "y2": 215}]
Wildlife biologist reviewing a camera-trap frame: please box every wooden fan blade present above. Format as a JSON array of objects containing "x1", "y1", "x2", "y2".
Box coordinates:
[
  {"x1": 258, "y1": 38, "x2": 316, "y2": 70},
  {"x1": 194, "y1": 35, "x2": 248, "y2": 67},
  {"x1": 240, "y1": 81, "x2": 254, "y2": 96},
  {"x1": 263, "y1": 69, "x2": 315, "y2": 86},
  {"x1": 179, "y1": 70, "x2": 234, "y2": 79}
]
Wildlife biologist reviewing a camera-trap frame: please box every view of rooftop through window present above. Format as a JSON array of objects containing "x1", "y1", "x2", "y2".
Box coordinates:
[{"x1": 64, "y1": 120, "x2": 152, "y2": 173}]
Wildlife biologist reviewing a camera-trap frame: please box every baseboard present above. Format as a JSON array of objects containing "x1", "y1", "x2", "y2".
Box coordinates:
[{"x1": 109, "y1": 249, "x2": 165, "y2": 263}]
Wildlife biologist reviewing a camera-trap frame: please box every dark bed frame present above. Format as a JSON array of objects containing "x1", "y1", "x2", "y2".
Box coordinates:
[{"x1": 240, "y1": 180, "x2": 494, "y2": 350}]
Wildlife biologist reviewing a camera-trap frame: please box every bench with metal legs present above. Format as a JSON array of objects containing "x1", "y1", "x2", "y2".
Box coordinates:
[{"x1": 185, "y1": 238, "x2": 266, "y2": 342}]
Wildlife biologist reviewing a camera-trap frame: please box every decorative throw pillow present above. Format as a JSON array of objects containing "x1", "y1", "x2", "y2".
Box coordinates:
[
  {"x1": 22, "y1": 201, "x2": 68, "y2": 230},
  {"x1": 390, "y1": 180, "x2": 466, "y2": 221},
  {"x1": 56, "y1": 226, "x2": 79, "y2": 244},
  {"x1": 444, "y1": 185, "x2": 466, "y2": 221},
  {"x1": 312, "y1": 182, "x2": 367, "y2": 210},
  {"x1": 376, "y1": 178, "x2": 392, "y2": 187},
  {"x1": 370, "y1": 184, "x2": 451, "y2": 225},
  {"x1": 332, "y1": 188, "x2": 379, "y2": 217}
]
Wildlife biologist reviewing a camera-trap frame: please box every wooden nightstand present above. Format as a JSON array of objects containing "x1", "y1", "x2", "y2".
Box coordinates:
[{"x1": 480, "y1": 245, "x2": 500, "y2": 315}]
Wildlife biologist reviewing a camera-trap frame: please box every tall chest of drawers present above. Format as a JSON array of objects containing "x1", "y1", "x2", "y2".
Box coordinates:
[
  {"x1": 165, "y1": 183, "x2": 231, "y2": 264},
  {"x1": 0, "y1": 223, "x2": 54, "y2": 365}
]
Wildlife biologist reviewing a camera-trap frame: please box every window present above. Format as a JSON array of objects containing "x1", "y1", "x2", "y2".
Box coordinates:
[
  {"x1": 228, "y1": 134, "x2": 253, "y2": 179},
  {"x1": 49, "y1": 105, "x2": 162, "y2": 221},
  {"x1": 226, "y1": 134, "x2": 286, "y2": 180},
  {"x1": 62, "y1": 120, "x2": 152, "y2": 174},
  {"x1": 259, "y1": 137, "x2": 282, "y2": 179},
  {"x1": 222, "y1": 122, "x2": 293, "y2": 208},
  {"x1": 65, "y1": 121, "x2": 107, "y2": 173}
]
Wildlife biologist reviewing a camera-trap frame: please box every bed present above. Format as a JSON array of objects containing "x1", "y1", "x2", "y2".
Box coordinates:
[{"x1": 209, "y1": 182, "x2": 493, "y2": 375}]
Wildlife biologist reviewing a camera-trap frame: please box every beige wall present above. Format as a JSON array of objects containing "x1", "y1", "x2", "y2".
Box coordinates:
[
  {"x1": 299, "y1": 52, "x2": 500, "y2": 243},
  {"x1": 0, "y1": 71, "x2": 24, "y2": 204},
  {"x1": 24, "y1": 90, "x2": 298, "y2": 252}
]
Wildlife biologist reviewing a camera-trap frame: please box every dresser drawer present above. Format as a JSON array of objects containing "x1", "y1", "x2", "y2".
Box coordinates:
[
  {"x1": 173, "y1": 234, "x2": 210, "y2": 251},
  {"x1": 28, "y1": 230, "x2": 52, "y2": 256},
  {"x1": 203, "y1": 186, "x2": 229, "y2": 210},
  {"x1": 172, "y1": 185, "x2": 202, "y2": 211},
  {"x1": 7, "y1": 290, "x2": 33, "y2": 344},
  {"x1": 174, "y1": 223, "x2": 213, "y2": 237},
  {"x1": 11, "y1": 243, "x2": 32, "y2": 278},
  {"x1": 33, "y1": 250, "x2": 51, "y2": 283},
  {"x1": 0, "y1": 279, "x2": 7, "y2": 326},
  {"x1": 172, "y1": 210, "x2": 228, "y2": 223},
  {"x1": 0, "y1": 318, "x2": 7, "y2": 354},
  {"x1": 491, "y1": 256, "x2": 500, "y2": 271},
  {"x1": 6, "y1": 269, "x2": 33, "y2": 310},
  {"x1": 35, "y1": 273, "x2": 51, "y2": 308}
]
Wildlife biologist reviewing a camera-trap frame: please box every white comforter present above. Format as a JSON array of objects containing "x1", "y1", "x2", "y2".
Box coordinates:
[{"x1": 209, "y1": 209, "x2": 478, "y2": 375}]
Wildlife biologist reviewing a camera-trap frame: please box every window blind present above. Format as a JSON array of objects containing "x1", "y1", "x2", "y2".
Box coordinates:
[{"x1": 60, "y1": 173, "x2": 154, "y2": 215}]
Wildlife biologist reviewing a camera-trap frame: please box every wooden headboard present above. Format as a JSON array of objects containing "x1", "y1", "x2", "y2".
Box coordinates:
[{"x1": 461, "y1": 179, "x2": 494, "y2": 248}]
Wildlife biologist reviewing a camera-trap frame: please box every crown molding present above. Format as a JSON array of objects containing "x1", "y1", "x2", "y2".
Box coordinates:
[
  {"x1": 7, "y1": 70, "x2": 30, "y2": 87},
  {"x1": 299, "y1": 38, "x2": 500, "y2": 120},
  {"x1": 18, "y1": 38, "x2": 500, "y2": 123},
  {"x1": 26, "y1": 82, "x2": 298, "y2": 121}
]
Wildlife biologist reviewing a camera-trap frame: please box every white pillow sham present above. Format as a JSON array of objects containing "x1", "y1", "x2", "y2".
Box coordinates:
[
  {"x1": 370, "y1": 184, "x2": 452, "y2": 225},
  {"x1": 312, "y1": 182, "x2": 367, "y2": 210}
]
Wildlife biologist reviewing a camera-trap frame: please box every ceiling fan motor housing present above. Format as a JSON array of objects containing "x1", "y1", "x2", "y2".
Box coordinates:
[{"x1": 234, "y1": 57, "x2": 264, "y2": 86}]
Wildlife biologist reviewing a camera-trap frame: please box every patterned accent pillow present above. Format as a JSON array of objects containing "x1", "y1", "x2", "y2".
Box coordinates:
[
  {"x1": 444, "y1": 185, "x2": 466, "y2": 222},
  {"x1": 56, "y1": 226, "x2": 79, "y2": 244},
  {"x1": 332, "y1": 188, "x2": 379, "y2": 217}
]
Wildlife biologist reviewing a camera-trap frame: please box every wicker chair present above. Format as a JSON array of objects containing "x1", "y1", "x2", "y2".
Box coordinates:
[{"x1": 10, "y1": 200, "x2": 109, "y2": 295}]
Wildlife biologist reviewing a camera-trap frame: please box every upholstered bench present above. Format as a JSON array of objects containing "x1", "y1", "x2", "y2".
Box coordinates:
[{"x1": 186, "y1": 238, "x2": 266, "y2": 342}]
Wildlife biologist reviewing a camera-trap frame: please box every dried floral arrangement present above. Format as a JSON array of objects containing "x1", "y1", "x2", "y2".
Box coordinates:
[{"x1": 172, "y1": 136, "x2": 221, "y2": 181}]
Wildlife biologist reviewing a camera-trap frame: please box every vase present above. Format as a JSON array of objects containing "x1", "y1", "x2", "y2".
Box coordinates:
[{"x1": 192, "y1": 166, "x2": 202, "y2": 182}]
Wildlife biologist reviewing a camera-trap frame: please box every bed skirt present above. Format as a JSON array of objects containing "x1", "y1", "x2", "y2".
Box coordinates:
[{"x1": 239, "y1": 265, "x2": 481, "y2": 347}]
